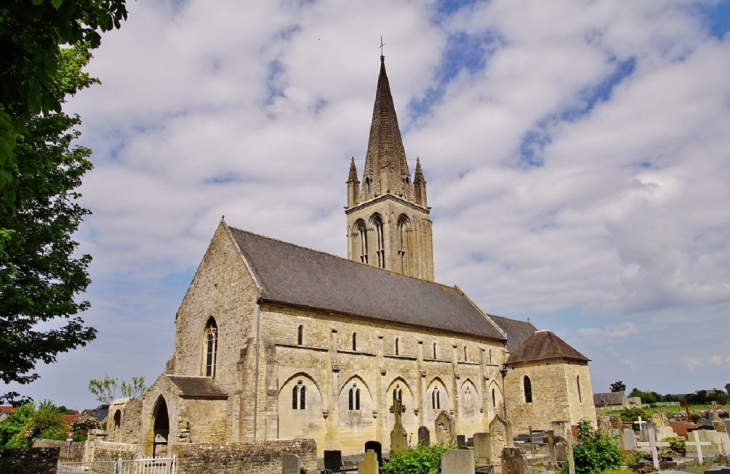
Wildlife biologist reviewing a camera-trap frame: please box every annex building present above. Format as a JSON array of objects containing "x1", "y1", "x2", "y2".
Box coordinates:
[{"x1": 114, "y1": 56, "x2": 597, "y2": 460}]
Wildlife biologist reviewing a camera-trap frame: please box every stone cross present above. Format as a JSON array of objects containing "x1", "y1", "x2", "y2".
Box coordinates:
[
  {"x1": 712, "y1": 401, "x2": 720, "y2": 422},
  {"x1": 390, "y1": 397, "x2": 406, "y2": 430},
  {"x1": 683, "y1": 400, "x2": 691, "y2": 423},
  {"x1": 686, "y1": 430, "x2": 712, "y2": 463},
  {"x1": 633, "y1": 416, "x2": 647, "y2": 431},
  {"x1": 636, "y1": 427, "x2": 669, "y2": 470}
]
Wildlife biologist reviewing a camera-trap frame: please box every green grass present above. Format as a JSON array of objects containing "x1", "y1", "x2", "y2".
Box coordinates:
[{"x1": 608, "y1": 404, "x2": 730, "y2": 415}]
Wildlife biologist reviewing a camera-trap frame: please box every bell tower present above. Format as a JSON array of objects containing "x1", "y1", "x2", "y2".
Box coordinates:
[{"x1": 345, "y1": 56, "x2": 434, "y2": 281}]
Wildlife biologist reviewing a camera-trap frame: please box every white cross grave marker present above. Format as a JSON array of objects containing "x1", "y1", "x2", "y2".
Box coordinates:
[
  {"x1": 636, "y1": 428, "x2": 669, "y2": 469},
  {"x1": 686, "y1": 430, "x2": 712, "y2": 464},
  {"x1": 633, "y1": 416, "x2": 647, "y2": 430}
]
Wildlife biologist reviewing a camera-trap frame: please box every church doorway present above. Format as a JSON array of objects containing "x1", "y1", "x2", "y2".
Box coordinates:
[{"x1": 152, "y1": 398, "x2": 170, "y2": 458}]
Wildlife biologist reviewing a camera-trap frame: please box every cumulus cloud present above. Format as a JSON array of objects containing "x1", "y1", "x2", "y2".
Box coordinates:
[{"x1": 8, "y1": 0, "x2": 730, "y2": 408}]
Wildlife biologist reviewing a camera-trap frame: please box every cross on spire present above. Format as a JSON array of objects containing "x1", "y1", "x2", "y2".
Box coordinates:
[{"x1": 380, "y1": 36, "x2": 385, "y2": 59}]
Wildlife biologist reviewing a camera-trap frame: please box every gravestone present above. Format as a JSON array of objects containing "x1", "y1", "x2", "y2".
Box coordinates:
[
  {"x1": 501, "y1": 447, "x2": 526, "y2": 474},
  {"x1": 622, "y1": 428, "x2": 637, "y2": 451},
  {"x1": 364, "y1": 441, "x2": 382, "y2": 466},
  {"x1": 435, "y1": 411, "x2": 456, "y2": 445},
  {"x1": 457, "y1": 435, "x2": 466, "y2": 449},
  {"x1": 418, "y1": 426, "x2": 430, "y2": 447},
  {"x1": 473, "y1": 433, "x2": 490, "y2": 465},
  {"x1": 686, "y1": 430, "x2": 711, "y2": 463},
  {"x1": 723, "y1": 420, "x2": 730, "y2": 435},
  {"x1": 639, "y1": 422, "x2": 657, "y2": 442},
  {"x1": 390, "y1": 397, "x2": 408, "y2": 453},
  {"x1": 442, "y1": 449, "x2": 475, "y2": 474},
  {"x1": 324, "y1": 450, "x2": 342, "y2": 471},
  {"x1": 489, "y1": 415, "x2": 513, "y2": 466},
  {"x1": 358, "y1": 450, "x2": 378, "y2": 474},
  {"x1": 699, "y1": 418, "x2": 714, "y2": 428},
  {"x1": 650, "y1": 411, "x2": 664, "y2": 427},
  {"x1": 282, "y1": 453, "x2": 300, "y2": 474},
  {"x1": 636, "y1": 427, "x2": 670, "y2": 470},
  {"x1": 546, "y1": 430, "x2": 557, "y2": 467}
]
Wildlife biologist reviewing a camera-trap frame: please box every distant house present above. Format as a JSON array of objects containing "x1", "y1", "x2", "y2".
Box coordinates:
[
  {"x1": 0, "y1": 406, "x2": 14, "y2": 422},
  {"x1": 82, "y1": 404, "x2": 109, "y2": 423},
  {"x1": 593, "y1": 391, "x2": 629, "y2": 408}
]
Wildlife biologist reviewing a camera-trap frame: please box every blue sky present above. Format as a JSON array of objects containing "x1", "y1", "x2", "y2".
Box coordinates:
[{"x1": 6, "y1": 0, "x2": 730, "y2": 409}]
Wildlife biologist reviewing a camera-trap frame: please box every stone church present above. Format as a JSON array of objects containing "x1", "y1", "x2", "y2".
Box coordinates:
[{"x1": 122, "y1": 56, "x2": 596, "y2": 459}]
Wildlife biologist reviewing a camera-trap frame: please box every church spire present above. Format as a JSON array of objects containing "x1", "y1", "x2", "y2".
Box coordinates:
[
  {"x1": 413, "y1": 157, "x2": 428, "y2": 207},
  {"x1": 360, "y1": 56, "x2": 412, "y2": 202},
  {"x1": 346, "y1": 157, "x2": 360, "y2": 207}
]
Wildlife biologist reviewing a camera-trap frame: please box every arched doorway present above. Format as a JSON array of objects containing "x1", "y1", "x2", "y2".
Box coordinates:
[{"x1": 153, "y1": 398, "x2": 170, "y2": 457}]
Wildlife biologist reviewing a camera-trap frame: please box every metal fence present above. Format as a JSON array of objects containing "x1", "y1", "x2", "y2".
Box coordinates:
[{"x1": 57, "y1": 456, "x2": 176, "y2": 474}]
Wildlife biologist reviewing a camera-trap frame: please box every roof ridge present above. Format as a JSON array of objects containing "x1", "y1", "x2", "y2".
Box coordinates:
[
  {"x1": 489, "y1": 313, "x2": 535, "y2": 325},
  {"x1": 227, "y1": 224, "x2": 460, "y2": 290}
]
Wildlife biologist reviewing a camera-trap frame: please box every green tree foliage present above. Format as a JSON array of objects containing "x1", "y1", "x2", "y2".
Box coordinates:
[
  {"x1": 70, "y1": 414, "x2": 100, "y2": 434},
  {"x1": 89, "y1": 375, "x2": 147, "y2": 403},
  {"x1": 0, "y1": 401, "x2": 69, "y2": 448},
  {"x1": 382, "y1": 443, "x2": 454, "y2": 474},
  {"x1": 0, "y1": 0, "x2": 127, "y2": 196},
  {"x1": 571, "y1": 420, "x2": 623, "y2": 474},
  {"x1": 0, "y1": 45, "x2": 97, "y2": 404},
  {"x1": 663, "y1": 436, "x2": 686, "y2": 456},
  {"x1": 619, "y1": 406, "x2": 649, "y2": 424},
  {"x1": 628, "y1": 388, "x2": 663, "y2": 405},
  {"x1": 610, "y1": 381, "x2": 626, "y2": 393}
]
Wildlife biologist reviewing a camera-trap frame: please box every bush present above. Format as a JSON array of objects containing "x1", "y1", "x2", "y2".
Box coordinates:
[
  {"x1": 382, "y1": 443, "x2": 454, "y2": 474},
  {"x1": 570, "y1": 420, "x2": 623, "y2": 474},
  {"x1": 619, "y1": 407, "x2": 649, "y2": 425},
  {"x1": 663, "y1": 436, "x2": 686, "y2": 456}
]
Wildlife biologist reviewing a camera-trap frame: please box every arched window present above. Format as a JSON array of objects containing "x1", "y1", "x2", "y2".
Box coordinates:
[
  {"x1": 491, "y1": 388, "x2": 496, "y2": 408},
  {"x1": 464, "y1": 346, "x2": 467, "y2": 361},
  {"x1": 395, "y1": 338, "x2": 399, "y2": 355},
  {"x1": 297, "y1": 325, "x2": 303, "y2": 345},
  {"x1": 397, "y1": 215, "x2": 410, "y2": 273},
  {"x1": 356, "y1": 388, "x2": 360, "y2": 410},
  {"x1": 433, "y1": 342, "x2": 437, "y2": 359},
  {"x1": 365, "y1": 176, "x2": 371, "y2": 195},
  {"x1": 349, "y1": 385, "x2": 361, "y2": 411},
  {"x1": 524, "y1": 376, "x2": 532, "y2": 404},
  {"x1": 393, "y1": 386, "x2": 403, "y2": 405},
  {"x1": 577, "y1": 376, "x2": 582, "y2": 403},
  {"x1": 356, "y1": 220, "x2": 368, "y2": 264},
  {"x1": 204, "y1": 318, "x2": 218, "y2": 377},
  {"x1": 432, "y1": 387, "x2": 441, "y2": 410},
  {"x1": 349, "y1": 388, "x2": 354, "y2": 410},
  {"x1": 113, "y1": 410, "x2": 122, "y2": 440},
  {"x1": 372, "y1": 215, "x2": 385, "y2": 268},
  {"x1": 489, "y1": 349, "x2": 492, "y2": 364},
  {"x1": 293, "y1": 381, "x2": 305, "y2": 410},
  {"x1": 352, "y1": 332, "x2": 357, "y2": 351}
]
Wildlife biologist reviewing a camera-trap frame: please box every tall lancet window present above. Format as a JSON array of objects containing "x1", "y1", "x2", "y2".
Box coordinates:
[
  {"x1": 524, "y1": 376, "x2": 532, "y2": 404},
  {"x1": 372, "y1": 215, "x2": 385, "y2": 268},
  {"x1": 356, "y1": 220, "x2": 368, "y2": 264},
  {"x1": 397, "y1": 215, "x2": 410, "y2": 274},
  {"x1": 204, "y1": 317, "x2": 218, "y2": 377}
]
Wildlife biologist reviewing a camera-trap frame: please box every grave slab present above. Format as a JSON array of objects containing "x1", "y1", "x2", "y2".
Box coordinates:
[
  {"x1": 282, "y1": 454, "x2": 300, "y2": 474},
  {"x1": 473, "y1": 433, "x2": 490, "y2": 464},
  {"x1": 442, "y1": 449, "x2": 475, "y2": 474},
  {"x1": 358, "y1": 450, "x2": 378, "y2": 474}
]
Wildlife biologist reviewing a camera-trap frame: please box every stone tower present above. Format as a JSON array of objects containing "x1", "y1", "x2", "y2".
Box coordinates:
[{"x1": 345, "y1": 56, "x2": 434, "y2": 281}]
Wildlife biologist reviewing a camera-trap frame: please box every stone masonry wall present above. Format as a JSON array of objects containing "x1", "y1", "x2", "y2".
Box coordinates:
[
  {"x1": 91, "y1": 440, "x2": 138, "y2": 462},
  {"x1": 173, "y1": 439, "x2": 317, "y2": 474},
  {"x1": 32, "y1": 439, "x2": 84, "y2": 460},
  {"x1": 0, "y1": 447, "x2": 59, "y2": 474}
]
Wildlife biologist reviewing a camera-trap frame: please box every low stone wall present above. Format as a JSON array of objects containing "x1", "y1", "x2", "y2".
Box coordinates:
[
  {"x1": 0, "y1": 447, "x2": 60, "y2": 474},
  {"x1": 173, "y1": 439, "x2": 317, "y2": 474},
  {"x1": 32, "y1": 438, "x2": 84, "y2": 461},
  {"x1": 91, "y1": 440, "x2": 138, "y2": 462}
]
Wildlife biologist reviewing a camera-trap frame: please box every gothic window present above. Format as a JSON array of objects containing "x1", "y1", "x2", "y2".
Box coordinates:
[
  {"x1": 396, "y1": 215, "x2": 410, "y2": 273},
  {"x1": 489, "y1": 349, "x2": 492, "y2": 364},
  {"x1": 524, "y1": 376, "x2": 532, "y2": 404},
  {"x1": 204, "y1": 317, "x2": 218, "y2": 378},
  {"x1": 372, "y1": 215, "x2": 385, "y2": 268},
  {"x1": 349, "y1": 385, "x2": 361, "y2": 411},
  {"x1": 464, "y1": 346, "x2": 467, "y2": 361},
  {"x1": 393, "y1": 386, "x2": 403, "y2": 404},
  {"x1": 433, "y1": 342, "x2": 437, "y2": 359},
  {"x1": 492, "y1": 388, "x2": 496, "y2": 408},
  {"x1": 432, "y1": 387, "x2": 441, "y2": 410},
  {"x1": 292, "y1": 381, "x2": 306, "y2": 410},
  {"x1": 395, "y1": 338, "x2": 399, "y2": 355},
  {"x1": 356, "y1": 220, "x2": 368, "y2": 264},
  {"x1": 577, "y1": 376, "x2": 582, "y2": 403},
  {"x1": 297, "y1": 325, "x2": 303, "y2": 345},
  {"x1": 365, "y1": 177, "x2": 371, "y2": 195},
  {"x1": 352, "y1": 332, "x2": 357, "y2": 351}
]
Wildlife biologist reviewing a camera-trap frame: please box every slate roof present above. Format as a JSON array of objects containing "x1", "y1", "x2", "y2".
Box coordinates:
[
  {"x1": 593, "y1": 392, "x2": 627, "y2": 407},
  {"x1": 506, "y1": 330, "x2": 589, "y2": 364},
  {"x1": 489, "y1": 315, "x2": 537, "y2": 353},
  {"x1": 167, "y1": 376, "x2": 228, "y2": 400},
  {"x1": 228, "y1": 226, "x2": 507, "y2": 341}
]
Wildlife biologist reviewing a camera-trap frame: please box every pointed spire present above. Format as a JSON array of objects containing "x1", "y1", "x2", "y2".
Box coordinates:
[
  {"x1": 414, "y1": 158, "x2": 425, "y2": 183},
  {"x1": 361, "y1": 56, "x2": 412, "y2": 201},
  {"x1": 347, "y1": 157, "x2": 359, "y2": 183}
]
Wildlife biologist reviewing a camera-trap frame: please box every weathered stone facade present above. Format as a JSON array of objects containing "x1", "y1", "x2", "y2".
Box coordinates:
[
  {"x1": 128, "y1": 56, "x2": 596, "y2": 464},
  {"x1": 0, "y1": 447, "x2": 59, "y2": 474}
]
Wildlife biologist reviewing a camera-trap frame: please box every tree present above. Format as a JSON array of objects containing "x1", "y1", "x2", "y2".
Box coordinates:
[
  {"x1": 609, "y1": 381, "x2": 626, "y2": 393},
  {"x1": 0, "y1": 401, "x2": 69, "y2": 448},
  {"x1": 570, "y1": 419, "x2": 623, "y2": 474},
  {"x1": 0, "y1": 0, "x2": 127, "y2": 197},
  {"x1": 89, "y1": 375, "x2": 147, "y2": 403},
  {"x1": 0, "y1": 45, "x2": 98, "y2": 404}
]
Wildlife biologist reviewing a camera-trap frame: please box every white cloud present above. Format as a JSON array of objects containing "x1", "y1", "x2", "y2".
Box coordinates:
[{"x1": 10, "y1": 0, "x2": 730, "y2": 408}]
